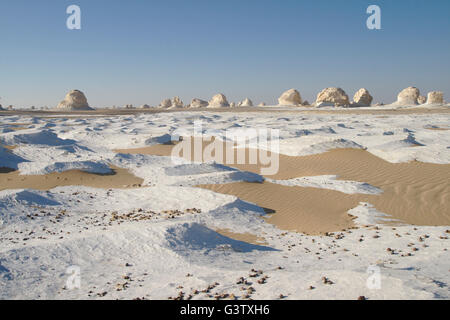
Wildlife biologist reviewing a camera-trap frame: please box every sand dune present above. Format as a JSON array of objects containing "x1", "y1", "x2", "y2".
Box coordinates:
[{"x1": 118, "y1": 140, "x2": 450, "y2": 234}]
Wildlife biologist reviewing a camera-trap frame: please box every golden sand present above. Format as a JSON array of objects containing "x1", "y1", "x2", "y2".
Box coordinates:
[
  {"x1": 0, "y1": 165, "x2": 144, "y2": 191},
  {"x1": 117, "y1": 139, "x2": 450, "y2": 234}
]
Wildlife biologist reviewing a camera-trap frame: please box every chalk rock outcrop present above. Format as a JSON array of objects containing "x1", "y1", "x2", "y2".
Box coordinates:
[
  {"x1": 159, "y1": 99, "x2": 172, "y2": 108},
  {"x1": 190, "y1": 98, "x2": 208, "y2": 108},
  {"x1": 56, "y1": 90, "x2": 93, "y2": 110},
  {"x1": 396, "y1": 87, "x2": 420, "y2": 105},
  {"x1": 0, "y1": 104, "x2": 4, "y2": 111},
  {"x1": 315, "y1": 87, "x2": 350, "y2": 107},
  {"x1": 208, "y1": 94, "x2": 230, "y2": 108},
  {"x1": 427, "y1": 91, "x2": 444, "y2": 104},
  {"x1": 230, "y1": 102, "x2": 236, "y2": 108},
  {"x1": 170, "y1": 97, "x2": 184, "y2": 108},
  {"x1": 278, "y1": 89, "x2": 302, "y2": 106},
  {"x1": 353, "y1": 88, "x2": 373, "y2": 106},
  {"x1": 258, "y1": 102, "x2": 266, "y2": 107},
  {"x1": 238, "y1": 98, "x2": 253, "y2": 107},
  {"x1": 139, "y1": 104, "x2": 151, "y2": 109},
  {"x1": 417, "y1": 96, "x2": 426, "y2": 105}
]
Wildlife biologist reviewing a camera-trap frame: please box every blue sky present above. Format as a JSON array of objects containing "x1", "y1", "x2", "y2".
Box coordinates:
[{"x1": 0, "y1": 0, "x2": 449, "y2": 108}]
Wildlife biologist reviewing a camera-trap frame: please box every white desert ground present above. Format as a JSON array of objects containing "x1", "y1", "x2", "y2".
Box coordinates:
[{"x1": 0, "y1": 103, "x2": 449, "y2": 300}]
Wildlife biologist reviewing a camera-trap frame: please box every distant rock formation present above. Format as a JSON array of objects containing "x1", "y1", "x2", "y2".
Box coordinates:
[
  {"x1": 417, "y1": 96, "x2": 427, "y2": 105},
  {"x1": 278, "y1": 89, "x2": 302, "y2": 106},
  {"x1": 396, "y1": 87, "x2": 420, "y2": 105},
  {"x1": 315, "y1": 87, "x2": 350, "y2": 107},
  {"x1": 208, "y1": 94, "x2": 230, "y2": 108},
  {"x1": 125, "y1": 104, "x2": 134, "y2": 109},
  {"x1": 190, "y1": 98, "x2": 208, "y2": 108},
  {"x1": 159, "y1": 99, "x2": 172, "y2": 108},
  {"x1": 301, "y1": 101, "x2": 310, "y2": 106},
  {"x1": 139, "y1": 104, "x2": 151, "y2": 109},
  {"x1": 353, "y1": 88, "x2": 373, "y2": 106},
  {"x1": 427, "y1": 91, "x2": 444, "y2": 104},
  {"x1": 258, "y1": 102, "x2": 266, "y2": 107},
  {"x1": 170, "y1": 97, "x2": 184, "y2": 108},
  {"x1": 56, "y1": 90, "x2": 93, "y2": 110},
  {"x1": 238, "y1": 98, "x2": 253, "y2": 107},
  {"x1": 229, "y1": 102, "x2": 236, "y2": 108},
  {"x1": 0, "y1": 104, "x2": 4, "y2": 111}
]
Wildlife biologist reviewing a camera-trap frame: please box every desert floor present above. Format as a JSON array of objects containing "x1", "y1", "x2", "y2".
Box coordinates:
[{"x1": 0, "y1": 106, "x2": 449, "y2": 300}]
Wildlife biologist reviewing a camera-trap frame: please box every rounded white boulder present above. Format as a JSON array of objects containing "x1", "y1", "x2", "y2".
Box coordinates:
[
  {"x1": 278, "y1": 89, "x2": 302, "y2": 106},
  {"x1": 315, "y1": 87, "x2": 350, "y2": 107},
  {"x1": 396, "y1": 87, "x2": 420, "y2": 105},
  {"x1": 427, "y1": 91, "x2": 444, "y2": 104},
  {"x1": 56, "y1": 90, "x2": 93, "y2": 110},
  {"x1": 208, "y1": 94, "x2": 230, "y2": 108},
  {"x1": 353, "y1": 88, "x2": 373, "y2": 106}
]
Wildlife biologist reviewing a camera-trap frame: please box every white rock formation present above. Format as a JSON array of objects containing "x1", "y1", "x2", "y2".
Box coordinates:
[
  {"x1": 238, "y1": 98, "x2": 253, "y2": 107},
  {"x1": 170, "y1": 97, "x2": 184, "y2": 108},
  {"x1": 278, "y1": 89, "x2": 302, "y2": 106},
  {"x1": 353, "y1": 88, "x2": 373, "y2": 106},
  {"x1": 0, "y1": 104, "x2": 4, "y2": 111},
  {"x1": 230, "y1": 102, "x2": 236, "y2": 108},
  {"x1": 315, "y1": 87, "x2": 350, "y2": 107},
  {"x1": 208, "y1": 94, "x2": 230, "y2": 108},
  {"x1": 258, "y1": 102, "x2": 266, "y2": 107},
  {"x1": 159, "y1": 99, "x2": 172, "y2": 108},
  {"x1": 427, "y1": 91, "x2": 444, "y2": 104},
  {"x1": 56, "y1": 90, "x2": 93, "y2": 110},
  {"x1": 396, "y1": 87, "x2": 420, "y2": 105},
  {"x1": 417, "y1": 96, "x2": 427, "y2": 105},
  {"x1": 139, "y1": 104, "x2": 151, "y2": 109},
  {"x1": 301, "y1": 101, "x2": 310, "y2": 106},
  {"x1": 190, "y1": 98, "x2": 209, "y2": 108}
]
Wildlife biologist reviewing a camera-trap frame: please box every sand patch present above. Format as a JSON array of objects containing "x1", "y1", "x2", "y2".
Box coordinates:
[
  {"x1": 117, "y1": 140, "x2": 450, "y2": 234},
  {"x1": 0, "y1": 165, "x2": 144, "y2": 191},
  {"x1": 215, "y1": 228, "x2": 268, "y2": 246}
]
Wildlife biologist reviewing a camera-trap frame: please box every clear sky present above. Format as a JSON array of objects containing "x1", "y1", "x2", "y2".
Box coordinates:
[{"x1": 1, "y1": 0, "x2": 449, "y2": 108}]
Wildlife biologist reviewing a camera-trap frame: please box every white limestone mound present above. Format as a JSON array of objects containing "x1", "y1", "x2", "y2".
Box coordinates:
[
  {"x1": 258, "y1": 102, "x2": 266, "y2": 107},
  {"x1": 396, "y1": 87, "x2": 420, "y2": 105},
  {"x1": 417, "y1": 96, "x2": 427, "y2": 105},
  {"x1": 315, "y1": 87, "x2": 350, "y2": 107},
  {"x1": 230, "y1": 102, "x2": 236, "y2": 108},
  {"x1": 139, "y1": 104, "x2": 151, "y2": 109},
  {"x1": 0, "y1": 104, "x2": 4, "y2": 111},
  {"x1": 190, "y1": 98, "x2": 208, "y2": 108},
  {"x1": 208, "y1": 94, "x2": 230, "y2": 108},
  {"x1": 278, "y1": 89, "x2": 302, "y2": 106},
  {"x1": 353, "y1": 88, "x2": 373, "y2": 106},
  {"x1": 238, "y1": 98, "x2": 253, "y2": 107},
  {"x1": 56, "y1": 90, "x2": 93, "y2": 111},
  {"x1": 427, "y1": 91, "x2": 444, "y2": 104},
  {"x1": 159, "y1": 99, "x2": 172, "y2": 108},
  {"x1": 170, "y1": 97, "x2": 184, "y2": 109}
]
